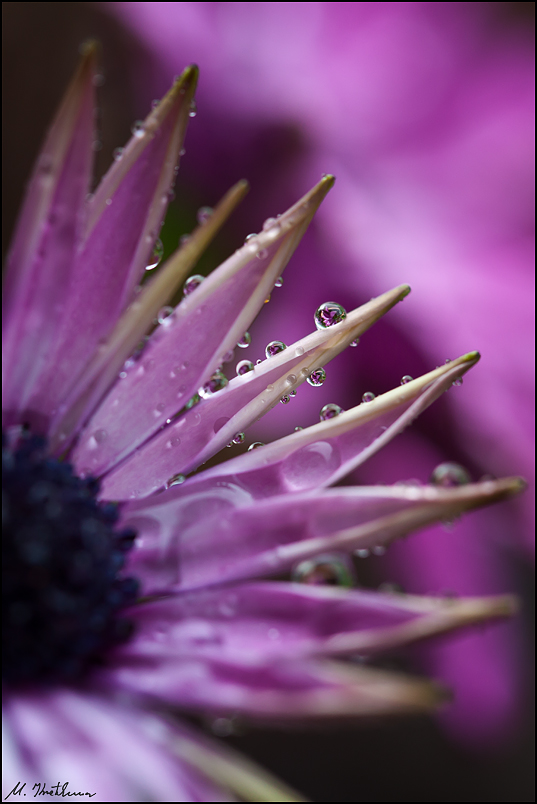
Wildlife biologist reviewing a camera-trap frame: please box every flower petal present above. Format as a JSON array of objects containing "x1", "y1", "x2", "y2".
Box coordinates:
[
  {"x1": 2, "y1": 44, "x2": 96, "y2": 429},
  {"x1": 25, "y1": 66, "x2": 198, "y2": 436},
  {"x1": 72, "y1": 176, "x2": 336, "y2": 478},
  {"x1": 115, "y1": 582, "x2": 517, "y2": 662},
  {"x1": 49, "y1": 179, "x2": 249, "y2": 451},
  {"x1": 101, "y1": 654, "x2": 444, "y2": 723},
  {"x1": 123, "y1": 479, "x2": 525, "y2": 593},
  {"x1": 99, "y1": 284, "x2": 411, "y2": 498}
]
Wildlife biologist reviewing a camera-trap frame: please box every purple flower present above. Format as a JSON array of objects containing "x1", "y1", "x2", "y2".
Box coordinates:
[
  {"x1": 2, "y1": 45, "x2": 526, "y2": 801},
  {"x1": 105, "y1": 1, "x2": 535, "y2": 747}
]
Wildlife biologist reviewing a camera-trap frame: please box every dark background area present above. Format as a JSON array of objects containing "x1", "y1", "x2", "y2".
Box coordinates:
[{"x1": 3, "y1": 3, "x2": 535, "y2": 802}]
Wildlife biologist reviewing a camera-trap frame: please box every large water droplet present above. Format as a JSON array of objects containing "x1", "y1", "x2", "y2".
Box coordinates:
[
  {"x1": 146, "y1": 238, "x2": 164, "y2": 271},
  {"x1": 320, "y1": 403, "x2": 343, "y2": 421},
  {"x1": 430, "y1": 462, "x2": 471, "y2": 487},
  {"x1": 292, "y1": 554, "x2": 353, "y2": 587},
  {"x1": 236, "y1": 360, "x2": 254, "y2": 376},
  {"x1": 265, "y1": 341, "x2": 287, "y2": 358},
  {"x1": 307, "y1": 368, "x2": 326, "y2": 387},
  {"x1": 314, "y1": 302, "x2": 347, "y2": 330},
  {"x1": 183, "y1": 274, "x2": 204, "y2": 296},
  {"x1": 237, "y1": 332, "x2": 251, "y2": 349},
  {"x1": 361, "y1": 391, "x2": 375, "y2": 403},
  {"x1": 280, "y1": 441, "x2": 340, "y2": 491},
  {"x1": 131, "y1": 120, "x2": 145, "y2": 138},
  {"x1": 199, "y1": 371, "x2": 228, "y2": 399},
  {"x1": 197, "y1": 206, "x2": 213, "y2": 224}
]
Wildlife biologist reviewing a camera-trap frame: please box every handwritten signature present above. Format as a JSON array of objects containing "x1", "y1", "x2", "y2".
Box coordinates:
[{"x1": 4, "y1": 782, "x2": 96, "y2": 799}]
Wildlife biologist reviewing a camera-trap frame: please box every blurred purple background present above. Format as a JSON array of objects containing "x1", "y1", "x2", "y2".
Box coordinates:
[{"x1": 2, "y1": 3, "x2": 534, "y2": 801}]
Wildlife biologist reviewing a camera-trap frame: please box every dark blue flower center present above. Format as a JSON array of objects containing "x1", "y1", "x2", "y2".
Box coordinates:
[{"x1": 2, "y1": 431, "x2": 139, "y2": 685}]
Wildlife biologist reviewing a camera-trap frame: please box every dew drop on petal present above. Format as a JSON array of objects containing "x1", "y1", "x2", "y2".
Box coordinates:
[
  {"x1": 183, "y1": 274, "x2": 204, "y2": 296},
  {"x1": 188, "y1": 100, "x2": 197, "y2": 117},
  {"x1": 113, "y1": 147, "x2": 124, "y2": 161},
  {"x1": 236, "y1": 360, "x2": 254, "y2": 376},
  {"x1": 280, "y1": 395, "x2": 290, "y2": 404},
  {"x1": 197, "y1": 206, "x2": 213, "y2": 224},
  {"x1": 361, "y1": 391, "x2": 375, "y2": 403},
  {"x1": 320, "y1": 403, "x2": 343, "y2": 421},
  {"x1": 292, "y1": 554, "x2": 353, "y2": 587},
  {"x1": 157, "y1": 306, "x2": 173, "y2": 325},
  {"x1": 199, "y1": 371, "x2": 228, "y2": 399},
  {"x1": 295, "y1": 346, "x2": 305, "y2": 357},
  {"x1": 244, "y1": 233, "x2": 257, "y2": 242},
  {"x1": 275, "y1": 276, "x2": 284, "y2": 288},
  {"x1": 131, "y1": 120, "x2": 145, "y2": 138},
  {"x1": 307, "y1": 368, "x2": 326, "y2": 387},
  {"x1": 256, "y1": 248, "x2": 268, "y2": 260},
  {"x1": 248, "y1": 442, "x2": 265, "y2": 451},
  {"x1": 290, "y1": 390, "x2": 297, "y2": 397},
  {"x1": 400, "y1": 375, "x2": 413, "y2": 385},
  {"x1": 372, "y1": 546, "x2": 386, "y2": 556},
  {"x1": 294, "y1": 426, "x2": 303, "y2": 431},
  {"x1": 285, "y1": 374, "x2": 297, "y2": 387},
  {"x1": 452, "y1": 377, "x2": 463, "y2": 387},
  {"x1": 430, "y1": 462, "x2": 471, "y2": 487},
  {"x1": 93, "y1": 429, "x2": 107, "y2": 444},
  {"x1": 165, "y1": 473, "x2": 185, "y2": 489},
  {"x1": 265, "y1": 341, "x2": 287, "y2": 358},
  {"x1": 350, "y1": 339, "x2": 359, "y2": 347},
  {"x1": 232, "y1": 433, "x2": 245, "y2": 445},
  {"x1": 314, "y1": 302, "x2": 347, "y2": 330},
  {"x1": 146, "y1": 238, "x2": 163, "y2": 271},
  {"x1": 151, "y1": 99, "x2": 160, "y2": 109},
  {"x1": 355, "y1": 549, "x2": 370, "y2": 558},
  {"x1": 237, "y1": 332, "x2": 251, "y2": 349},
  {"x1": 263, "y1": 217, "x2": 278, "y2": 230}
]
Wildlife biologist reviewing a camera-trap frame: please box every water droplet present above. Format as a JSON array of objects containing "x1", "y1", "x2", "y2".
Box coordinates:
[
  {"x1": 232, "y1": 432, "x2": 245, "y2": 445},
  {"x1": 151, "y1": 98, "x2": 160, "y2": 109},
  {"x1": 265, "y1": 341, "x2": 287, "y2": 358},
  {"x1": 264, "y1": 294, "x2": 271, "y2": 304},
  {"x1": 248, "y1": 442, "x2": 265, "y2": 451},
  {"x1": 93, "y1": 429, "x2": 107, "y2": 444},
  {"x1": 199, "y1": 371, "x2": 228, "y2": 399},
  {"x1": 113, "y1": 147, "x2": 124, "y2": 161},
  {"x1": 179, "y1": 148, "x2": 186, "y2": 157},
  {"x1": 285, "y1": 374, "x2": 297, "y2": 387},
  {"x1": 292, "y1": 554, "x2": 353, "y2": 587},
  {"x1": 295, "y1": 346, "x2": 305, "y2": 356},
  {"x1": 361, "y1": 391, "x2": 376, "y2": 403},
  {"x1": 157, "y1": 306, "x2": 173, "y2": 325},
  {"x1": 131, "y1": 120, "x2": 145, "y2": 138},
  {"x1": 445, "y1": 358, "x2": 452, "y2": 364},
  {"x1": 275, "y1": 276, "x2": 284, "y2": 288},
  {"x1": 119, "y1": 371, "x2": 127, "y2": 379},
  {"x1": 372, "y1": 546, "x2": 386, "y2": 556},
  {"x1": 355, "y1": 548, "x2": 370, "y2": 558},
  {"x1": 280, "y1": 395, "x2": 291, "y2": 404},
  {"x1": 294, "y1": 426, "x2": 303, "y2": 432},
  {"x1": 430, "y1": 462, "x2": 471, "y2": 487},
  {"x1": 290, "y1": 389, "x2": 297, "y2": 397},
  {"x1": 314, "y1": 302, "x2": 347, "y2": 330},
  {"x1": 183, "y1": 274, "x2": 204, "y2": 295},
  {"x1": 165, "y1": 436, "x2": 181, "y2": 449},
  {"x1": 307, "y1": 368, "x2": 326, "y2": 387},
  {"x1": 165, "y1": 473, "x2": 185, "y2": 489},
  {"x1": 400, "y1": 375, "x2": 413, "y2": 385},
  {"x1": 222, "y1": 350, "x2": 234, "y2": 363},
  {"x1": 263, "y1": 217, "x2": 278, "y2": 230},
  {"x1": 105, "y1": 197, "x2": 112, "y2": 205},
  {"x1": 244, "y1": 233, "x2": 257, "y2": 242},
  {"x1": 350, "y1": 339, "x2": 359, "y2": 347},
  {"x1": 188, "y1": 100, "x2": 197, "y2": 117},
  {"x1": 185, "y1": 393, "x2": 200, "y2": 410},
  {"x1": 196, "y1": 206, "x2": 213, "y2": 224},
  {"x1": 452, "y1": 376, "x2": 463, "y2": 387},
  {"x1": 320, "y1": 403, "x2": 343, "y2": 421},
  {"x1": 281, "y1": 441, "x2": 340, "y2": 490},
  {"x1": 256, "y1": 248, "x2": 268, "y2": 260},
  {"x1": 236, "y1": 360, "x2": 254, "y2": 376},
  {"x1": 237, "y1": 332, "x2": 251, "y2": 349},
  {"x1": 146, "y1": 238, "x2": 163, "y2": 271}
]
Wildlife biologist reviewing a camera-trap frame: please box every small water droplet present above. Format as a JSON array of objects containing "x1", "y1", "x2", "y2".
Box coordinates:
[
  {"x1": 372, "y1": 546, "x2": 386, "y2": 556},
  {"x1": 264, "y1": 294, "x2": 271, "y2": 304},
  {"x1": 350, "y1": 339, "x2": 359, "y2": 347},
  {"x1": 196, "y1": 206, "x2": 213, "y2": 224},
  {"x1": 355, "y1": 548, "x2": 370, "y2": 558},
  {"x1": 183, "y1": 274, "x2": 204, "y2": 295},
  {"x1": 105, "y1": 197, "x2": 112, "y2": 205},
  {"x1": 157, "y1": 306, "x2": 173, "y2": 325},
  {"x1": 295, "y1": 346, "x2": 305, "y2": 356},
  {"x1": 237, "y1": 332, "x2": 251, "y2": 349},
  {"x1": 265, "y1": 341, "x2": 287, "y2": 358},
  {"x1": 280, "y1": 395, "x2": 291, "y2": 404},
  {"x1": 256, "y1": 248, "x2": 268, "y2": 260},
  {"x1": 361, "y1": 391, "x2": 376, "y2": 403},
  {"x1": 452, "y1": 376, "x2": 463, "y2": 387},
  {"x1": 146, "y1": 238, "x2": 163, "y2": 271},
  {"x1": 275, "y1": 276, "x2": 284, "y2": 288},
  {"x1": 430, "y1": 462, "x2": 471, "y2": 487},
  {"x1": 400, "y1": 375, "x2": 413, "y2": 385},
  {"x1": 151, "y1": 98, "x2": 160, "y2": 109},
  {"x1": 165, "y1": 473, "x2": 185, "y2": 488},
  {"x1": 294, "y1": 426, "x2": 303, "y2": 432},
  {"x1": 314, "y1": 302, "x2": 347, "y2": 330},
  {"x1": 263, "y1": 217, "x2": 278, "y2": 230},
  {"x1": 290, "y1": 389, "x2": 297, "y2": 397},
  {"x1": 247, "y1": 442, "x2": 265, "y2": 451},
  {"x1": 131, "y1": 120, "x2": 145, "y2": 138},
  {"x1": 188, "y1": 100, "x2": 197, "y2": 117},
  {"x1": 113, "y1": 147, "x2": 124, "y2": 161},
  {"x1": 165, "y1": 436, "x2": 182, "y2": 449},
  {"x1": 185, "y1": 393, "x2": 200, "y2": 410},
  {"x1": 199, "y1": 371, "x2": 228, "y2": 399},
  {"x1": 93, "y1": 429, "x2": 107, "y2": 444},
  {"x1": 236, "y1": 360, "x2": 254, "y2": 376},
  {"x1": 320, "y1": 403, "x2": 343, "y2": 421},
  {"x1": 292, "y1": 554, "x2": 353, "y2": 587},
  {"x1": 119, "y1": 371, "x2": 127, "y2": 379},
  {"x1": 307, "y1": 368, "x2": 326, "y2": 387},
  {"x1": 232, "y1": 432, "x2": 245, "y2": 444},
  {"x1": 285, "y1": 374, "x2": 297, "y2": 387},
  {"x1": 179, "y1": 148, "x2": 186, "y2": 157},
  {"x1": 244, "y1": 233, "x2": 257, "y2": 242}
]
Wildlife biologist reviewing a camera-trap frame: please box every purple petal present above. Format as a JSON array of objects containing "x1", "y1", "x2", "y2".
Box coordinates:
[
  {"x1": 107, "y1": 350, "x2": 476, "y2": 501},
  {"x1": 100, "y1": 284, "x2": 411, "y2": 499},
  {"x1": 71, "y1": 177, "x2": 336, "y2": 478},
  {"x1": 123, "y1": 478, "x2": 524, "y2": 593},
  {"x1": 25, "y1": 67, "x2": 198, "y2": 438},
  {"x1": 114, "y1": 582, "x2": 516, "y2": 663},
  {"x1": 2, "y1": 45, "x2": 96, "y2": 430}
]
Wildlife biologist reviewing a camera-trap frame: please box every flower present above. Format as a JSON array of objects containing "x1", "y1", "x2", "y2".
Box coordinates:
[
  {"x1": 2, "y1": 45, "x2": 525, "y2": 802},
  {"x1": 105, "y1": 1, "x2": 535, "y2": 748}
]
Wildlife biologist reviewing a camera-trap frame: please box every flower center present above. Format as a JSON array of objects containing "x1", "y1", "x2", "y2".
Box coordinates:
[{"x1": 2, "y1": 431, "x2": 139, "y2": 685}]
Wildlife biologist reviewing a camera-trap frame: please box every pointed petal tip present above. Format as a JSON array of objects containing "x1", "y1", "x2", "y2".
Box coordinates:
[
  {"x1": 176, "y1": 63, "x2": 200, "y2": 89},
  {"x1": 399, "y1": 284, "x2": 411, "y2": 299},
  {"x1": 460, "y1": 350, "x2": 480, "y2": 365}
]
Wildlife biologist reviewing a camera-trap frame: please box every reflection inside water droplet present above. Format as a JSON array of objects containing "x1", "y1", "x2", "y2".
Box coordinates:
[
  {"x1": 430, "y1": 462, "x2": 471, "y2": 487},
  {"x1": 314, "y1": 302, "x2": 347, "y2": 330}
]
